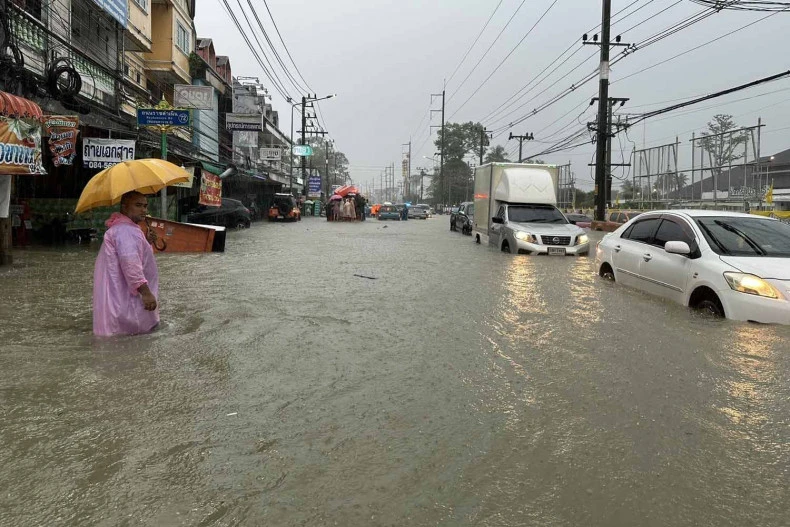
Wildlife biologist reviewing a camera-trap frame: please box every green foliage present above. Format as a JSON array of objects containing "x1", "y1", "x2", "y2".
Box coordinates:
[
  {"x1": 302, "y1": 137, "x2": 350, "y2": 187},
  {"x1": 429, "y1": 121, "x2": 484, "y2": 204},
  {"x1": 700, "y1": 114, "x2": 748, "y2": 173},
  {"x1": 484, "y1": 145, "x2": 510, "y2": 163}
]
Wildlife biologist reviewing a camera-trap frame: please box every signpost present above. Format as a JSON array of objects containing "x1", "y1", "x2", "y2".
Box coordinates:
[
  {"x1": 307, "y1": 175, "x2": 322, "y2": 198},
  {"x1": 292, "y1": 145, "x2": 313, "y2": 157},
  {"x1": 137, "y1": 99, "x2": 192, "y2": 217}
]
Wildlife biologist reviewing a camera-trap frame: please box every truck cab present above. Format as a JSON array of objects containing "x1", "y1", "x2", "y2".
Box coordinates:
[{"x1": 473, "y1": 163, "x2": 589, "y2": 256}]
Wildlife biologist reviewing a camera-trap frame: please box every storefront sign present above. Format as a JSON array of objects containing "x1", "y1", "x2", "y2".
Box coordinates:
[
  {"x1": 44, "y1": 116, "x2": 79, "y2": 167},
  {"x1": 0, "y1": 116, "x2": 45, "y2": 175},
  {"x1": 174, "y1": 85, "x2": 214, "y2": 110},
  {"x1": 199, "y1": 170, "x2": 222, "y2": 207},
  {"x1": 260, "y1": 147, "x2": 281, "y2": 161},
  {"x1": 307, "y1": 175, "x2": 322, "y2": 198},
  {"x1": 137, "y1": 109, "x2": 191, "y2": 127},
  {"x1": 226, "y1": 113, "x2": 263, "y2": 131},
  {"x1": 82, "y1": 138, "x2": 135, "y2": 169},
  {"x1": 172, "y1": 165, "x2": 196, "y2": 189}
]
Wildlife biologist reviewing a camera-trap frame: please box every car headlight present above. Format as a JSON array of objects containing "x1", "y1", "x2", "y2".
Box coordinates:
[
  {"x1": 723, "y1": 272, "x2": 784, "y2": 300},
  {"x1": 577, "y1": 234, "x2": 589, "y2": 245},
  {"x1": 514, "y1": 231, "x2": 536, "y2": 243}
]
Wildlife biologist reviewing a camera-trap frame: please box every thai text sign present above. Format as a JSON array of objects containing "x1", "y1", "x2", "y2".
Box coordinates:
[
  {"x1": 308, "y1": 175, "x2": 322, "y2": 198},
  {"x1": 0, "y1": 116, "x2": 45, "y2": 175},
  {"x1": 137, "y1": 109, "x2": 191, "y2": 127},
  {"x1": 174, "y1": 85, "x2": 214, "y2": 110},
  {"x1": 199, "y1": 170, "x2": 222, "y2": 207},
  {"x1": 82, "y1": 138, "x2": 135, "y2": 169},
  {"x1": 292, "y1": 145, "x2": 313, "y2": 156},
  {"x1": 226, "y1": 113, "x2": 263, "y2": 131},
  {"x1": 45, "y1": 116, "x2": 79, "y2": 167},
  {"x1": 260, "y1": 147, "x2": 281, "y2": 161}
]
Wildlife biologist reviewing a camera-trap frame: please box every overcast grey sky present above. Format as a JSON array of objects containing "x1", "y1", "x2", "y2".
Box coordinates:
[{"x1": 195, "y1": 0, "x2": 790, "y2": 192}]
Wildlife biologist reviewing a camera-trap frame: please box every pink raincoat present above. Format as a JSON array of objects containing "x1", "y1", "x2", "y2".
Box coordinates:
[{"x1": 93, "y1": 213, "x2": 160, "y2": 336}]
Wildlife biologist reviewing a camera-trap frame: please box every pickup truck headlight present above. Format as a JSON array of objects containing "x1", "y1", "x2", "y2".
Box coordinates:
[
  {"x1": 723, "y1": 272, "x2": 784, "y2": 300},
  {"x1": 514, "y1": 231, "x2": 537, "y2": 243},
  {"x1": 576, "y1": 234, "x2": 589, "y2": 245}
]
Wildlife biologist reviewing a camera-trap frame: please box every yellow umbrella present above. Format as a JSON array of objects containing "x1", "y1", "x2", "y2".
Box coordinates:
[{"x1": 75, "y1": 159, "x2": 191, "y2": 213}]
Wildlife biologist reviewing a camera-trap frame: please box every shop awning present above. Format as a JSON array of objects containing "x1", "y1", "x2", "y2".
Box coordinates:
[
  {"x1": 0, "y1": 91, "x2": 43, "y2": 120},
  {"x1": 201, "y1": 161, "x2": 227, "y2": 176}
]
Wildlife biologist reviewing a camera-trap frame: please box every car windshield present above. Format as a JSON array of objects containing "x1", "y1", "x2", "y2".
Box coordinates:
[
  {"x1": 508, "y1": 205, "x2": 567, "y2": 224},
  {"x1": 567, "y1": 214, "x2": 588, "y2": 222},
  {"x1": 696, "y1": 217, "x2": 790, "y2": 257}
]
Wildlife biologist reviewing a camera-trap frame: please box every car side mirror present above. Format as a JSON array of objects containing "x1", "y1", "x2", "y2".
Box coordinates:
[
  {"x1": 492, "y1": 217, "x2": 504, "y2": 224},
  {"x1": 665, "y1": 240, "x2": 691, "y2": 255}
]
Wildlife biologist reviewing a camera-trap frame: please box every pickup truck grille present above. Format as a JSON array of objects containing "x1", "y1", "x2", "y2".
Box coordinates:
[{"x1": 540, "y1": 235, "x2": 571, "y2": 246}]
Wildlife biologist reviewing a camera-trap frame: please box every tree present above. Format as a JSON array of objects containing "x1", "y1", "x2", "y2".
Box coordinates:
[
  {"x1": 699, "y1": 114, "x2": 748, "y2": 186},
  {"x1": 428, "y1": 121, "x2": 485, "y2": 205},
  {"x1": 304, "y1": 137, "x2": 350, "y2": 189},
  {"x1": 484, "y1": 145, "x2": 510, "y2": 163}
]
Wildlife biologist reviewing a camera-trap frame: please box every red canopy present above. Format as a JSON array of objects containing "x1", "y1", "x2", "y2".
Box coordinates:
[
  {"x1": 0, "y1": 91, "x2": 43, "y2": 120},
  {"x1": 333, "y1": 185, "x2": 360, "y2": 197}
]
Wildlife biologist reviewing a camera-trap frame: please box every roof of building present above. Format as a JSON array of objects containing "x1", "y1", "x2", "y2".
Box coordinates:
[
  {"x1": 216, "y1": 56, "x2": 230, "y2": 66},
  {"x1": 197, "y1": 38, "x2": 213, "y2": 49}
]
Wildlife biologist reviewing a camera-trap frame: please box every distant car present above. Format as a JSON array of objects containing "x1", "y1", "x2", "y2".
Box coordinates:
[
  {"x1": 415, "y1": 204, "x2": 433, "y2": 217},
  {"x1": 408, "y1": 207, "x2": 428, "y2": 219},
  {"x1": 452, "y1": 202, "x2": 474, "y2": 234},
  {"x1": 591, "y1": 211, "x2": 641, "y2": 232},
  {"x1": 595, "y1": 210, "x2": 790, "y2": 324},
  {"x1": 186, "y1": 198, "x2": 251, "y2": 228},
  {"x1": 377, "y1": 205, "x2": 401, "y2": 220},
  {"x1": 566, "y1": 213, "x2": 592, "y2": 229},
  {"x1": 268, "y1": 193, "x2": 301, "y2": 222}
]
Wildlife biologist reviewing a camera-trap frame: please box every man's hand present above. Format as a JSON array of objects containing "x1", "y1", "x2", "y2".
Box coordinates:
[
  {"x1": 138, "y1": 284, "x2": 158, "y2": 311},
  {"x1": 146, "y1": 227, "x2": 158, "y2": 245}
]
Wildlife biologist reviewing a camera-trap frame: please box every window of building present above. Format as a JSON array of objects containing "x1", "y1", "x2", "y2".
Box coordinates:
[
  {"x1": 132, "y1": 0, "x2": 147, "y2": 11},
  {"x1": 176, "y1": 21, "x2": 191, "y2": 54}
]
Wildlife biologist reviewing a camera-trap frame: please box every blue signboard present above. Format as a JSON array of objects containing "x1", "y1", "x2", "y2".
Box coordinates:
[
  {"x1": 92, "y1": 0, "x2": 128, "y2": 28},
  {"x1": 137, "y1": 109, "x2": 191, "y2": 127},
  {"x1": 307, "y1": 175, "x2": 322, "y2": 197}
]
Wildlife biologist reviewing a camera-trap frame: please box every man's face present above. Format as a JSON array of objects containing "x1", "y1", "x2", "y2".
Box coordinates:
[{"x1": 121, "y1": 195, "x2": 148, "y2": 223}]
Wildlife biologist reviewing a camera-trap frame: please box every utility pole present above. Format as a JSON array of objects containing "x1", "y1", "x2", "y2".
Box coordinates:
[
  {"x1": 300, "y1": 96, "x2": 307, "y2": 195},
  {"x1": 480, "y1": 127, "x2": 492, "y2": 164},
  {"x1": 509, "y1": 132, "x2": 534, "y2": 162},
  {"x1": 431, "y1": 90, "x2": 445, "y2": 205},
  {"x1": 584, "y1": 0, "x2": 628, "y2": 220}
]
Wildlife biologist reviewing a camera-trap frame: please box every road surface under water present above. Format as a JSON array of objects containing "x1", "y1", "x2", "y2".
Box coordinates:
[{"x1": 1, "y1": 216, "x2": 788, "y2": 526}]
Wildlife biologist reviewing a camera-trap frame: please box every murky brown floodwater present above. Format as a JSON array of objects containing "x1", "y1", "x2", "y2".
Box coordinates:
[{"x1": 1, "y1": 216, "x2": 788, "y2": 526}]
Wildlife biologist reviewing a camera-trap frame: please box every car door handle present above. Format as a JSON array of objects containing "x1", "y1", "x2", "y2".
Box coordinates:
[
  {"x1": 643, "y1": 253, "x2": 652, "y2": 262},
  {"x1": 614, "y1": 245, "x2": 621, "y2": 252}
]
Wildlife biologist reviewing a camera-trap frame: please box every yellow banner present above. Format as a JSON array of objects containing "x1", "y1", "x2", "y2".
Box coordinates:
[
  {"x1": 750, "y1": 210, "x2": 790, "y2": 220},
  {"x1": 0, "y1": 116, "x2": 45, "y2": 175}
]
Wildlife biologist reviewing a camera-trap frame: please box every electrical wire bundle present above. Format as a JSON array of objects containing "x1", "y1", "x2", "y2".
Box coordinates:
[{"x1": 691, "y1": 0, "x2": 790, "y2": 10}]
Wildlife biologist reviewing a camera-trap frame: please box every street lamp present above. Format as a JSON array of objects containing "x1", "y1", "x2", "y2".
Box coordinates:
[{"x1": 287, "y1": 94, "x2": 336, "y2": 194}]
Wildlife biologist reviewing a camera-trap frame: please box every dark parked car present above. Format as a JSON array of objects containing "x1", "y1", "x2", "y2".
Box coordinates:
[
  {"x1": 452, "y1": 202, "x2": 474, "y2": 234},
  {"x1": 565, "y1": 213, "x2": 592, "y2": 229},
  {"x1": 185, "y1": 198, "x2": 251, "y2": 228}
]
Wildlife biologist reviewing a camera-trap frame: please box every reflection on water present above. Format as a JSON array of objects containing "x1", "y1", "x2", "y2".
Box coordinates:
[{"x1": 1, "y1": 221, "x2": 789, "y2": 526}]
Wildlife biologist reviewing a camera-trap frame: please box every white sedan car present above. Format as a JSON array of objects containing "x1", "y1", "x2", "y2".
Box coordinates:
[{"x1": 595, "y1": 210, "x2": 790, "y2": 324}]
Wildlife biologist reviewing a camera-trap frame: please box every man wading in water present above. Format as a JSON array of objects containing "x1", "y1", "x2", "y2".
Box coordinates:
[{"x1": 92, "y1": 191, "x2": 160, "y2": 336}]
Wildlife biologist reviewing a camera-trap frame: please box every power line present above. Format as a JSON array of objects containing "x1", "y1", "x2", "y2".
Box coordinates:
[
  {"x1": 444, "y1": 0, "x2": 504, "y2": 86},
  {"x1": 446, "y1": 0, "x2": 528, "y2": 103},
  {"x1": 448, "y1": 0, "x2": 561, "y2": 120}
]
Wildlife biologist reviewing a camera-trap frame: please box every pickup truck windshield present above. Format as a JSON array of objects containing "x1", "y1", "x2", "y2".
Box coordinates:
[{"x1": 508, "y1": 205, "x2": 567, "y2": 224}]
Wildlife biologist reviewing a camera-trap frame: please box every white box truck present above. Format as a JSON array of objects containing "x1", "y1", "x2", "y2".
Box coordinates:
[{"x1": 473, "y1": 163, "x2": 589, "y2": 256}]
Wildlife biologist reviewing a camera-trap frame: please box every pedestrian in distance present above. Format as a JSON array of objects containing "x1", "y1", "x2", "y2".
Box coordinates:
[{"x1": 92, "y1": 191, "x2": 160, "y2": 337}]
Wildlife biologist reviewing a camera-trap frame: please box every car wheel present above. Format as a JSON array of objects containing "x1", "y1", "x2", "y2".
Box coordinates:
[
  {"x1": 599, "y1": 263, "x2": 615, "y2": 281},
  {"x1": 501, "y1": 241, "x2": 511, "y2": 253},
  {"x1": 696, "y1": 298, "x2": 725, "y2": 318}
]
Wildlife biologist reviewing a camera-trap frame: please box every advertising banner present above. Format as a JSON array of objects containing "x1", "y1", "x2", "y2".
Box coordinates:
[
  {"x1": 0, "y1": 116, "x2": 45, "y2": 175},
  {"x1": 174, "y1": 85, "x2": 214, "y2": 110},
  {"x1": 199, "y1": 170, "x2": 222, "y2": 207},
  {"x1": 226, "y1": 113, "x2": 263, "y2": 131},
  {"x1": 82, "y1": 138, "x2": 135, "y2": 169},
  {"x1": 44, "y1": 116, "x2": 79, "y2": 167},
  {"x1": 307, "y1": 175, "x2": 322, "y2": 198},
  {"x1": 172, "y1": 165, "x2": 196, "y2": 189}
]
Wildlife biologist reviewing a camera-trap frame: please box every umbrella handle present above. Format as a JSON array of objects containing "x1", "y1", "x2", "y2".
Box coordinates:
[{"x1": 144, "y1": 217, "x2": 168, "y2": 252}]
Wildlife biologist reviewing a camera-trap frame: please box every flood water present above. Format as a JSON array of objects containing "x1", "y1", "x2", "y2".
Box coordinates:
[{"x1": 1, "y1": 216, "x2": 788, "y2": 526}]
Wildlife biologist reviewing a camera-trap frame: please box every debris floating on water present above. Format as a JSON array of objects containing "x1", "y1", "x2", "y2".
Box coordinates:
[
  {"x1": 226, "y1": 412, "x2": 238, "y2": 416},
  {"x1": 353, "y1": 274, "x2": 378, "y2": 280}
]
